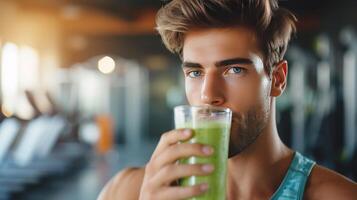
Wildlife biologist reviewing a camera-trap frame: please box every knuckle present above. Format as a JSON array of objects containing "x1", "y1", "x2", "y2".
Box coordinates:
[
  {"x1": 194, "y1": 143, "x2": 205, "y2": 151},
  {"x1": 162, "y1": 165, "x2": 175, "y2": 175},
  {"x1": 151, "y1": 162, "x2": 161, "y2": 174},
  {"x1": 146, "y1": 159, "x2": 162, "y2": 176},
  {"x1": 187, "y1": 164, "x2": 205, "y2": 175},
  {"x1": 173, "y1": 143, "x2": 203, "y2": 157},
  {"x1": 188, "y1": 143, "x2": 204, "y2": 154},
  {"x1": 172, "y1": 143, "x2": 183, "y2": 152},
  {"x1": 193, "y1": 164, "x2": 204, "y2": 172},
  {"x1": 189, "y1": 185, "x2": 203, "y2": 195},
  {"x1": 160, "y1": 132, "x2": 170, "y2": 141},
  {"x1": 160, "y1": 130, "x2": 177, "y2": 142},
  {"x1": 145, "y1": 180, "x2": 155, "y2": 190},
  {"x1": 145, "y1": 163, "x2": 155, "y2": 174},
  {"x1": 166, "y1": 143, "x2": 182, "y2": 157}
]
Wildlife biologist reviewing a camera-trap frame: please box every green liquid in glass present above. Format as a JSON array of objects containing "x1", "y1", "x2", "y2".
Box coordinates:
[{"x1": 179, "y1": 122, "x2": 230, "y2": 200}]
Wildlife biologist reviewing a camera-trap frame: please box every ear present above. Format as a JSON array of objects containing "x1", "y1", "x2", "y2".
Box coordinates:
[{"x1": 270, "y1": 60, "x2": 288, "y2": 97}]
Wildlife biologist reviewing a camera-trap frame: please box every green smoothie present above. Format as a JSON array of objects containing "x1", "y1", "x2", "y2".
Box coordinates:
[{"x1": 179, "y1": 122, "x2": 230, "y2": 200}]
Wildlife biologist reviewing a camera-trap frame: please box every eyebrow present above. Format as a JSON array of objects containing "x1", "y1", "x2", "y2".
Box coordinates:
[{"x1": 182, "y1": 57, "x2": 253, "y2": 68}]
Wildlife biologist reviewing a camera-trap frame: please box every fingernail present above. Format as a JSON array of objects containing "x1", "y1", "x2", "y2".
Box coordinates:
[
  {"x1": 202, "y1": 164, "x2": 214, "y2": 172},
  {"x1": 200, "y1": 183, "x2": 209, "y2": 191},
  {"x1": 202, "y1": 146, "x2": 214, "y2": 155}
]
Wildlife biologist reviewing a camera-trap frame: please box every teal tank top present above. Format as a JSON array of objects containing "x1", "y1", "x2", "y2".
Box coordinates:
[{"x1": 270, "y1": 152, "x2": 316, "y2": 200}]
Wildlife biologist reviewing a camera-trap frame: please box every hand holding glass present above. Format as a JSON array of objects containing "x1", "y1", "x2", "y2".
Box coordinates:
[{"x1": 174, "y1": 105, "x2": 232, "y2": 200}]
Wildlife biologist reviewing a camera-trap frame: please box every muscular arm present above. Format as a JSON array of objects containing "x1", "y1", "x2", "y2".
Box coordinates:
[
  {"x1": 304, "y1": 165, "x2": 357, "y2": 200},
  {"x1": 97, "y1": 167, "x2": 145, "y2": 200}
]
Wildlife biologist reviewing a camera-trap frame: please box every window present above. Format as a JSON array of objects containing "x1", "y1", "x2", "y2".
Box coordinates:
[{"x1": 1, "y1": 42, "x2": 39, "y2": 119}]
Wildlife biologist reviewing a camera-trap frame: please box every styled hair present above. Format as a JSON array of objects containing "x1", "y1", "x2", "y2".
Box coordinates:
[{"x1": 156, "y1": 0, "x2": 297, "y2": 74}]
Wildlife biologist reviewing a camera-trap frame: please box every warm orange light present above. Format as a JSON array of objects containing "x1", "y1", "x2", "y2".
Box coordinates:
[{"x1": 2, "y1": 104, "x2": 13, "y2": 118}]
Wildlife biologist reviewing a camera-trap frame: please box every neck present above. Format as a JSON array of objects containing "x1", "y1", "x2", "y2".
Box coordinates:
[{"x1": 227, "y1": 103, "x2": 294, "y2": 200}]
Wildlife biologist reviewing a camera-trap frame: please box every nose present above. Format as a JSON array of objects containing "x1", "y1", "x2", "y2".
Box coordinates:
[{"x1": 200, "y1": 73, "x2": 225, "y2": 106}]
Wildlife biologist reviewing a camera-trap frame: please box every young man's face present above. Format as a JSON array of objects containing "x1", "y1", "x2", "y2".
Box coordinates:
[{"x1": 182, "y1": 27, "x2": 273, "y2": 157}]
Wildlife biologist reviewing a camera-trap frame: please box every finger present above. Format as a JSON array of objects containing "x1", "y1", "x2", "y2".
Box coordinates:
[
  {"x1": 151, "y1": 129, "x2": 193, "y2": 159},
  {"x1": 155, "y1": 143, "x2": 214, "y2": 167},
  {"x1": 158, "y1": 184, "x2": 209, "y2": 200},
  {"x1": 153, "y1": 164, "x2": 214, "y2": 187}
]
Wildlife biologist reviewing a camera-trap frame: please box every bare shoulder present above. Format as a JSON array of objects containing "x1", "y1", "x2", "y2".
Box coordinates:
[
  {"x1": 97, "y1": 167, "x2": 145, "y2": 200},
  {"x1": 304, "y1": 164, "x2": 357, "y2": 200}
]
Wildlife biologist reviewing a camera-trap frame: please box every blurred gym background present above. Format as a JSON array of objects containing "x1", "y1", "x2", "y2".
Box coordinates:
[{"x1": 0, "y1": 0, "x2": 356, "y2": 199}]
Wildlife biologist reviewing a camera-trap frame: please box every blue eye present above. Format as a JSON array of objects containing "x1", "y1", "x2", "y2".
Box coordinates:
[
  {"x1": 228, "y1": 67, "x2": 244, "y2": 74},
  {"x1": 188, "y1": 71, "x2": 201, "y2": 78}
]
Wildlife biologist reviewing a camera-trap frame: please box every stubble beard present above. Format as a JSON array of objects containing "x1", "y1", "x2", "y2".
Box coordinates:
[{"x1": 228, "y1": 102, "x2": 271, "y2": 158}]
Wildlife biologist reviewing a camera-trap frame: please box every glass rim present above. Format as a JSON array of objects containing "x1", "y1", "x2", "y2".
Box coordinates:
[{"x1": 174, "y1": 105, "x2": 232, "y2": 113}]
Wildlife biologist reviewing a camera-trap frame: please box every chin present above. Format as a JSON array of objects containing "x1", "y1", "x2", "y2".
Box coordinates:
[{"x1": 227, "y1": 118, "x2": 265, "y2": 158}]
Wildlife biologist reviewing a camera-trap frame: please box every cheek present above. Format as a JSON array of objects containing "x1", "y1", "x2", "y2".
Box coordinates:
[
  {"x1": 226, "y1": 76, "x2": 271, "y2": 111},
  {"x1": 185, "y1": 79, "x2": 201, "y2": 105}
]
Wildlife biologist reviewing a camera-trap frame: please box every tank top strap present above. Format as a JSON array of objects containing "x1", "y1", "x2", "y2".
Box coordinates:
[{"x1": 270, "y1": 152, "x2": 316, "y2": 200}]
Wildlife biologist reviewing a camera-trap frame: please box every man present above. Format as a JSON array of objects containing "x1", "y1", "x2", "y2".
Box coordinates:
[{"x1": 98, "y1": 0, "x2": 357, "y2": 199}]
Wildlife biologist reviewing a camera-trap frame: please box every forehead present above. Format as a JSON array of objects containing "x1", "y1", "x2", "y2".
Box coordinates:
[{"x1": 182, "y1": 27, "x2": 262, "y2": 62}]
